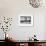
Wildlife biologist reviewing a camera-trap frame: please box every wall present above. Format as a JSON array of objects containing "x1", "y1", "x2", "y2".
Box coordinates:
[{"x1": 0, "y1": 0, "x2": 46, "y2": 40}]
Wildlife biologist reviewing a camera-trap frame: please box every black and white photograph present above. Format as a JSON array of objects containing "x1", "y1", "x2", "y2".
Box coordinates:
[
  {"x1": 20, "y1": 16, "x2": 31, "y2": 24},
  {"x1": 19, "y1": 15, "x2": 33, "y2": 26}
]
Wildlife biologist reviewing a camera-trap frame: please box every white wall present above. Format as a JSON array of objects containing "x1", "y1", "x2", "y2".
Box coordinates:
[{"x1": 0, "y1": 0, "x2": 46, "y2": 40}]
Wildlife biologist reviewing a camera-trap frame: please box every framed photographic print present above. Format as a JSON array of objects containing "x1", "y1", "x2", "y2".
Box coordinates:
[{"x1": 18, "y1": 14, "x2": 33, "y2": 26}]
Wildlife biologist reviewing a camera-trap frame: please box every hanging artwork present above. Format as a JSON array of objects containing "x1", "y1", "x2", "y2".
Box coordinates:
[{"x1": 18, "y1": 14, "x2": 33, "y2": 26}]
